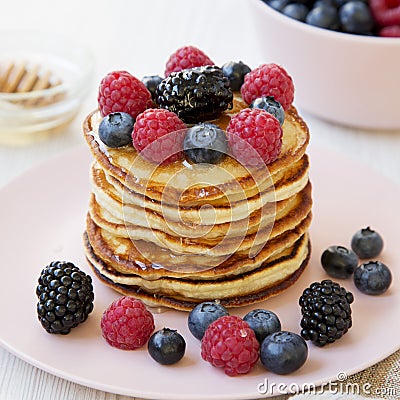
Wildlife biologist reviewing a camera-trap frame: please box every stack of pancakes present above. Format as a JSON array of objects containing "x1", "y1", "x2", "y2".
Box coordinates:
[{"x1": 83, "y1": 96, "x2": 312, "y2": 311}]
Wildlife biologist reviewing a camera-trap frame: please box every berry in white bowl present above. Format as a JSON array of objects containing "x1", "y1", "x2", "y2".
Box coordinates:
[{"x1": 249, "y1": 0, "x2": 400, "y2": 129}]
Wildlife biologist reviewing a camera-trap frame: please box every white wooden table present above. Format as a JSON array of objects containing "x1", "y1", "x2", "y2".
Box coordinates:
[{"x1": 1, "y1": 1, "x2": 400, "y2": 399}]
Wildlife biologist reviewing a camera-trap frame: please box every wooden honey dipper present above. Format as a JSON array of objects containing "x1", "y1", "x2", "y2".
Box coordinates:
[{"x1": 0, "y1": 62, "x2": 62, "y2": 106}]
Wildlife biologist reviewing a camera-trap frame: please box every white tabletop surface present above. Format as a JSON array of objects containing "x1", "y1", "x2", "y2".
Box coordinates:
[{"x1": 1, "y1": 1, "x2": 400, "y2": 399}]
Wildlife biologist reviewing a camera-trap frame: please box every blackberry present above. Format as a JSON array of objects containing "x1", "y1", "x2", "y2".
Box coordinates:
[
  {"x1": 36, "y1": 261, "x2": 94, "y2": 334},
  {"x1": 299, "y1": 280, "x2": 354, "y2": 347},
  {"x1": 155, "y1": 65, "x2": 233, "y2": 124}
]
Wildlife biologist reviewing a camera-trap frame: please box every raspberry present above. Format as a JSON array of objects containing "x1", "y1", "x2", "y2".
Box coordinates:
[
  {"x1": 227, "y1": 108, "x2": 283, "y2": 166},
  {"x1": 240, "y1": 64, "x2": 294, "y2": 110},
  {"x1": 379, "y1": 24, "x2": 400, "y2": 36},
  {"x1": 98, "y1": 71, "x2": 152, "y2": 119},
  {"x1": 370, "y1": 0, "x2": 400, "y2": 26},
  {"x1": 164, "y1": 46, "x2": 214, "y2": 77},
  {"x1": 132, "y1": 108, "x2": 187, "y2": 164},
  {"x1": 201, "y1": 315, "x2": 260, "y2": 376},
  {"x1": 101, "y1": 296, "x2": 155, "y2": 350}
]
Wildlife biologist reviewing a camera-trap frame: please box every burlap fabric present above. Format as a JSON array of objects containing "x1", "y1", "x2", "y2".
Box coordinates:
[
  {"x1": 133, "y1": 349, "x2": 399, "y2": 400},
  {"x1": 279, "y1": 349, "x2": 400, "y2": 400}
]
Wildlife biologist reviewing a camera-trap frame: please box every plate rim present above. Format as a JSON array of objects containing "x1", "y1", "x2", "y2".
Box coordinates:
[{"x1": 0, "y1": 143, "x2": 399, "y2": 399}]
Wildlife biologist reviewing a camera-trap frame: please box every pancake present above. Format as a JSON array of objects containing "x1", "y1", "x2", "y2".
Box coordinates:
[
  {"x1": 85, "y1": 210, "x2": 311, "y2": 276},
  {"x1": 84, "y1": 232, "x2": 311, "y2": 311},
  {"x1": 88, "y1": 181, "x2": 312, "y2": 256},
  {"x1": 90, "y1": 153, "x2": 310, "y2": 225},
  {"x1": 83, "y1": 96, "x2": 310, "y2": 206},
  {"x1": 90, "y1": 166, "x2": 309, "y2": 239},
  {"x1": 82, "y1": 91, "x2": 312, "y2": 310}
]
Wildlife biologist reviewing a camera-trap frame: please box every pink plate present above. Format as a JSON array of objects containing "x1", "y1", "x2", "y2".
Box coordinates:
[{"x1": 0, "y1": 143, "x2": 399, "y2": 399}]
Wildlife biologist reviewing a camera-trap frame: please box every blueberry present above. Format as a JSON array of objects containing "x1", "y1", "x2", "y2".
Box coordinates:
[
  {"x1": 351, "y1": 227, "x2": 384, "y2": 259},
  {"x1": 283, "y1": 3, "x2": 309, "y2": 21},
  {"x1": 98, "y1": 112, "x2": 134, "y2": 148},
  {"x1": 353, "y1": 261, "x2": 392, "y2": 295},
  {"x1": 321, "y1": 245, "x2": 358, "y2": 279},
  {"x1": 314, "y1": 0, "x2": 338, "y2": 9},
  {"x1": 221, "y1": 61, "x2": 251, "y2": 91},
  {"x1": 306, "y1": 4, "x2": 341, "y2": 30},
  {"x1": 187, "y1": 301, "x2": 229, "y2": 340},
  {"x1": 339, "y1": 1, "x2": 375, "y2": 34},
  {"x1": 147, "y1": 328, "x2": 186, "y2": 365},
  {"x1": 260, "y1": 331, "x2": 308, "y2": 374},
  {"x1": 333, "y1": 0, "x2": 349, "y2": 7},
  {"x1": 250, "y1": 96, "x2": 285, "y2": 125},
  {"x1": 142, "y1": 75, "x2": 163, "y2": 100},
  {"x1": 267, "y1": 0, "x2": 290, "y2": 11},
  {"x1": 183, "y1": 123, "x2": 228, "y2": 164},
  {"x1": 243, "y1": 309, "x2": 281, "y2": 343}
]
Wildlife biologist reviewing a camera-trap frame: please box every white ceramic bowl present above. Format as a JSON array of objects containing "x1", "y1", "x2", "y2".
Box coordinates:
[
  {"x1": 0, "y1": 30, "x2": 94, "y2": 145},
  {"x1": 249, "y1": 0, "x2": 400, "y2": 130}
]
